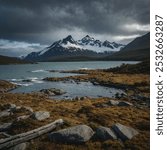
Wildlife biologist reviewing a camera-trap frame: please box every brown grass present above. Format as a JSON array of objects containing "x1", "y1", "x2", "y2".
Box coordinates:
[{"x1": 0, "y1": 92, "x2": 150, "y2": 149}]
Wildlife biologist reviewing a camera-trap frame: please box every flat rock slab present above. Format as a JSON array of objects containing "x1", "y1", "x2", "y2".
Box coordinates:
[
  {"x1": 112, "y1": 123, "x2": 139, "y2": 141},
  {"x1": 95, "y1": 126, "x2": 117, "y2": 141},
  {"x1": 49, "y1": 125, "x2": 94, "y2": 143},
  {"x1": 31, "y1": 111, "x2": 50, "y2": 121},
  {"x1": 0, "y1": 123, "x2": 12, "y2": 131}
]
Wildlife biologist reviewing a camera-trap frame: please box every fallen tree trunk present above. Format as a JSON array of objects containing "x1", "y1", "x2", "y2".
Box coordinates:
[{"x1": 0, "y1": 119, "x2": 63, "y2": 149}]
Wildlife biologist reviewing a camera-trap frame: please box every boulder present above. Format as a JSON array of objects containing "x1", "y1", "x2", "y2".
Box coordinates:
[
  {"x1": 40, "y1": 88, "x2": 66, "y2": 96},
  {"x1": 112, "y1": 123, "x2": 139, "y2": 141},
  {"x1": 31, "y1": 111, "x2": 50, "y2": 121},
  {"x1": 118, "y1": 101, "x2": 133, "y2": 106},
  {"x1": 108, "y1": 100, "x2": 119, "y2": 106},
  {"x1": 0, "y1": 110, "x2": 11, "y2": 118},
  {"x1": 95, "y1": 126, "x2": 117, "y2": 141},
  {"x1": 49, "y1": 125, "x2": 94, "y2": 143},
  {"x1": 8, "y1": 143, "x2": 27, "y2": 150},
  {"x1": 0, "y1": 122, "x2": 12, "y2": 131}
]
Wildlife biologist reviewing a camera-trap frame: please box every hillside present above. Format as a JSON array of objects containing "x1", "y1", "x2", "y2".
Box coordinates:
[
  {"x1": 106, "y1": 33, "x2": 150, "y2": 61},
  {"x1": 0, "y1": 55, "x2": 30, "y2": 65}
]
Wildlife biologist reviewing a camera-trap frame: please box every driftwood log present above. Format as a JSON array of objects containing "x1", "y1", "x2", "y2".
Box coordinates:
[{"x1": 0, "y1": 119, "x2": 63, "y2": 149}]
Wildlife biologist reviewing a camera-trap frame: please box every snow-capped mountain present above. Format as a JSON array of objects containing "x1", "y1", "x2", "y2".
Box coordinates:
[
  {"x1": 24, "y1": 35, "x2": 125, "y2": 61},
  {"x1": 78, "y1": 35, "x2": 124, "y2": 52}
]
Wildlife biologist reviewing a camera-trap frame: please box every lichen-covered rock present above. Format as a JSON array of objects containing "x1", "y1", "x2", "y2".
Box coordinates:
[
  {"x1": 49, "y1": 125, "x2": 94, "y2": 143},
  {"x1": 31, "y1": 111, "x2": 50, "y2": 121},
  {"x1": 112, "y1": 123, "x2": 139, "y2": 141}
]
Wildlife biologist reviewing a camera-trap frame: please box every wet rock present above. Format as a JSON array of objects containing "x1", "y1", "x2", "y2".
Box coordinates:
[
  {"x1": 0, "y1": 122, "x2": 12, "y2": 131},
  {"x1": 31, "y1": 111, "x2": 50, "y2": 121},
  {"x1": 49, "y1": 125, "x2": 94, "y2": 143},
  {"x1": 8, "y1": 143, "x2": 28, "y2": 150},
  {"x1": 95, "y1": 126, "x2": 117, "y2": 141},
  {"x1": 22, "y1": 79, "x2": 32, "y2": 82},
  {"x1": 112, "y1": 123, "x2": 139, "y2": 141},
  {"x1": 115, "y1": 93, "x2": 122, "y2": 99},
  {"x1": 40, "y1": 88, "x2": 66, "y2": 96},
  {"x1": 92, "y1": 82, "x2": 100, "y2": 85}
]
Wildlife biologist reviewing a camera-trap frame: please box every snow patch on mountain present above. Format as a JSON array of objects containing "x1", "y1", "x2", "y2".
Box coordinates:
[{"x1": 61, "y1": 41, "x2": 82, "y2": 49}]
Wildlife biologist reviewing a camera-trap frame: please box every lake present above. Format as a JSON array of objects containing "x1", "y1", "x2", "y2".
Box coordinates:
[{"x1": 0, "y1": 61, "x2": 139, "y2": 99}]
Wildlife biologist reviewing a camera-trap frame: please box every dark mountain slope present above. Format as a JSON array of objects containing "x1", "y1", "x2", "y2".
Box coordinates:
[
  {"x1": 0, "y1": 55, "x2": 30, "y2": 65},
  {"x1": 106, "y1": 32, "x2": 150, "y2": 60}
]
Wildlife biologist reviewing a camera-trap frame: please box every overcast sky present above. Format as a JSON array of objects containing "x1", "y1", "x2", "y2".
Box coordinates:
[{"x1": 0, "y1": 0, "x2": 150, "y2": 57}]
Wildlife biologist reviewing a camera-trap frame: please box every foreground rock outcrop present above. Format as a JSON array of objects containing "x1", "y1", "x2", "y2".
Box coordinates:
[
  {"x1": 95, "y1": 126, "x2": 117, "y2": 141},
  {"x1": 112, "y1": 123, "x2": 139, "y2": 141},
  {"x1": 31, "y1": 111, "x2": 50, "y2": 121},
  {"x1": 49, "y1": 125, "x2": 94, "y2": 143}
]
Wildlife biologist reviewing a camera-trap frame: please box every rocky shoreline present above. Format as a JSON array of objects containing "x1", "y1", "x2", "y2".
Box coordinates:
[{"x1": 0, "y1": 62, "x2": 150, "y2": 149}]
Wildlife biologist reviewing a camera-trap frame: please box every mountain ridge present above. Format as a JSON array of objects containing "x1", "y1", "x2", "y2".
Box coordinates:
[{"x1": 24, "y1": 35, "x2": 125, "y2": 62}]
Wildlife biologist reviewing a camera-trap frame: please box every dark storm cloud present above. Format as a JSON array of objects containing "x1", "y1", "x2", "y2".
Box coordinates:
[{"x1": 0, "y1": 0, "x2": 149, "y2": 56}]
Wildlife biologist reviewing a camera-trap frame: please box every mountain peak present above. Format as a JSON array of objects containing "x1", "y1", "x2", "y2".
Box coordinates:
[
  {"x1": 85, "y1": 35, "x2": 90, "y2": 38},
  {"x1": 62, "y1": 35, "x2": 75, "y2": 44},
  {"x1": 103, "y1": 40, "x2": 110, "y2": 44},
  {"x1": 81, "y1": 35, "x2": 94, "y2": 42}
]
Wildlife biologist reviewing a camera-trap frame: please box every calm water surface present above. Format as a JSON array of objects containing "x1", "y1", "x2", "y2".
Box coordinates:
[{"x1": 0, "y1": 61, "x2": 138, "y2": 99}]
